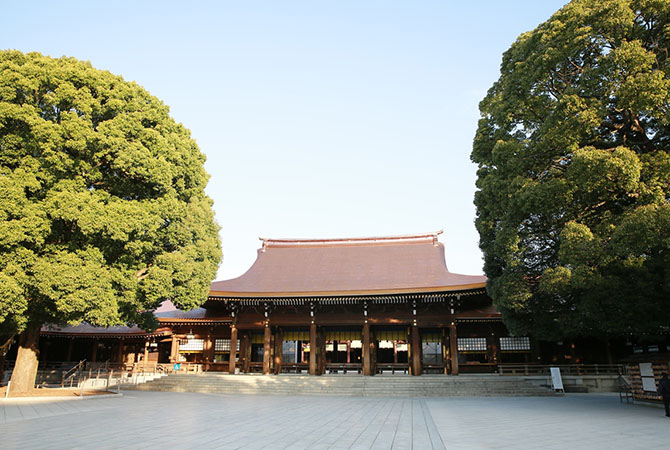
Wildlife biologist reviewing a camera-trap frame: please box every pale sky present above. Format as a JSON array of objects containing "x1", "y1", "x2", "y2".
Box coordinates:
[{"x1": 1, "y1": 1, "x2": 568, "y2": 280}]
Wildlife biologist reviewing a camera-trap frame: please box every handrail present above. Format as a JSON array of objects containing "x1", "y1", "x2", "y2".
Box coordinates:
[
  {"x1": 617, "y1": 374, "x2": 633, "y2": 403},
  {"x1": 498, "y1": 363, "x2": 626, "y2": 376},
  {"x1": 61, "y1": 359, "x2": 86, "y2": 388}
]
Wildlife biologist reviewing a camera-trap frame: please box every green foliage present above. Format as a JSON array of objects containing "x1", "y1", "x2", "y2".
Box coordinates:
[
  {"x1": 0, "y1": 51, "x2": 221, "y2": 334},
  {"x1": 472, "y1": 0, "x2": 670, "y2": 339}
]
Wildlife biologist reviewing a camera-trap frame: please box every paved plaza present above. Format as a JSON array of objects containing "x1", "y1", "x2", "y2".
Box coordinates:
[{"x1": 1, "y1": 391, "x2": 669, "y2": 449}]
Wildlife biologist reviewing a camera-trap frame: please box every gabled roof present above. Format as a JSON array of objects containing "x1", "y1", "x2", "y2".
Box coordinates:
[
  {"x1": 210, "y1": 232, "x2": 487, "y2": 298},
  {"x1": 40, "y1": 301, "x2": 228, "y2": 338},
  {"x1": 40, "y1": 323, "x2": 170, "y2": 338}
]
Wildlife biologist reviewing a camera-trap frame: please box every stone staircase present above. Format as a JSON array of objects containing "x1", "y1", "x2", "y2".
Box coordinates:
[{"x1": 127, "y1": 373, "x2": 555, "y2": 397}]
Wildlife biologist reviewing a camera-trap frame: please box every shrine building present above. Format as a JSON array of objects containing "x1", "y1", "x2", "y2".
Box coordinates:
[{"x1": 33, "y1": 232, "x2": 538, "y2": 375}]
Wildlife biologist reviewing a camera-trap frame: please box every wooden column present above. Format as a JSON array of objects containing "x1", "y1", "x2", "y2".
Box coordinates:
[
  {"x1": 229, "y1": 325, "x2": 238, "y2": 374},
  {"x1": 169, "y1": 335, "x2": 178, "y2": 363},
  {"x1": 449, "y1": 324, "x2": 459, "y2": 375},
  {"x1": 488, "y1": 334, "x2": 500, "y2": 368},
  {"x1": 143, "y1": 340, "x2": 150, "y2": 366},
  {"x1": 40, "y1": 339, "x2": 49, "y2": 362},
  {"x1": 309, "y1": 322, "x2": 317, "y2": 375},
  {"x1": 91, "y1": 339, "x2": 98, "y2": 363},
  {"x1": 204, "y1": 334, "x2": 214, "y2": 371},
  {"x1": 117, "y1": 338, "x2": 126, "y2": 364},
  {"x1": 362, "y1": 322, "x2": 372, "y2": 376},
  {"x1": 410, "y1": 326, "x2": 422, "y2": 376},
  {"x1": 274, "y1": 328, "x2": 283, "y2": 375},
  {"x1": 441, "y1": 328, "x2": 449, "y2": 375},
  {"x1": 262, "y1": 322, "x2": 272, "y2": 375},
  {"x1": 530, "y1": 337, "x2": 541, "y2": 364},
  {"x1": 240, "y1": 333, "x2": 251, "y2": 372},
  {"x1": 317, "y1": 328, "x2": 326, "y2": 375},
  {"x1": 605, "y1": 340, "x2": 614, "y2": 365},
  {"x1": 66, "y1": 338, "x2": 74, "y2": 362}
]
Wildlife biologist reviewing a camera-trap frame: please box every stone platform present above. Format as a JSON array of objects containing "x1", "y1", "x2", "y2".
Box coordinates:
[{"x1": 127, "y1": 373, "x2": 555, "y2": 397}]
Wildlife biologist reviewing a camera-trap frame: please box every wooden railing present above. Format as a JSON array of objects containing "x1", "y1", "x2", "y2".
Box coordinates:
[
  {"x1": 327, "y1": 363, "x2": 362, "y2": 374},
  {"x1": 280, "y1": 363, "x2": 309, "y2": 374},
  {"x1": 498, "y1": 364, "x2": 626, "y2": 376},
  {"x1": 248, "y1": 362, "x2": 264, "y2": 373},
  {"x1": 61, "y1": 360, "x2": 87, "y2": 387},
  {"x1": 375, "y1": 363, "x2": 408, "y2": 374}
]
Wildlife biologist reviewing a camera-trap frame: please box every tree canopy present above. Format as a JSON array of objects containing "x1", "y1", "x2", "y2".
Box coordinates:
[
  {"x1": 0, "y1": 50, "x2": 221, "y2": 388},
  {"x1": 472, "y1": 0, "x2": 670, "y2": 340}
]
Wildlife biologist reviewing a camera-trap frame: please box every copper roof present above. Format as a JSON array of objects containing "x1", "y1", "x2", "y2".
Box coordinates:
[
  {"x1": 210, "y1": 232, "x2": 487, "y2": 297},
  {"x1": 41, "y1": 302, "x2": 228, "y2": 337},
  {"x1": 40, "y1": 323, "x2": 170, "y2": 338}
]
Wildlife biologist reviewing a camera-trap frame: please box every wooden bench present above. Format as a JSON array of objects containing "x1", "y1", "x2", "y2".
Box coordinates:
[
  {"x1": 376, "y1": 363, "x2": 408, "y2": 374},
  {"x1": 326, "y1": 363, "x2": 362, "y2": 374},
  {"x1": 280, "y1": 363, "x2": 309, "y2": 374}
]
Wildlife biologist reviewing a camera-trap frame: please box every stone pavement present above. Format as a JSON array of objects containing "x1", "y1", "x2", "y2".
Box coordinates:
[{"x1": 1, "y1": 391, "x2": 668, "y2": 449}]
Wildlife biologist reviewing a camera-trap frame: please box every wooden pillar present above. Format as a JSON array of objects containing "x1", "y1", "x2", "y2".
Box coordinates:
[
  {"x1": 274, "y1": 328, "x2": 283, "y2": 375},
  {"x1": 262, "y1": 322, "x2": 272, "y2": 375},
  {"x1": 309, "y1": 322, "x2": 317, "y2": 375},
  {"x1": 411, "y1": 326, "x2": 422, "y2": 376},
  {"x1": 441, "y1": 328, "x2": 449, "y2": 375},
  {"x1": 362, "y1": 322, "x2": 372, "y2": 376},
  {"x1": 91, "y1": 339, "x2": 98, "y2": 363},
  {"x1": 605, "y1": 340, "x2": 614, "y2": 365},
  {"x1": 203, "y1": 334, "x2": 214, "y2": 371},
  {"x1": 240, "y1": 333, "x2": 251, "y2": 372},
  {"x1": 317, "y1": 328, "x2": 326, "y2": 375},
  {"x1": 143, "y1": 340, "x2": 150, "y2": 365},
  {"x1": 449, "y1": 324, "x2": 459, "y2": 375},
  {"x1": 229, "y1": 325, "x2": 238, "y2": 374},
  {"x1": 490, "y1": 334, "x2": 500, "y2": 367},
  {"x1": 40, "y1": 339, "x2": 49, "y2": 363},
  {"x1": 66, "y1": 338, "x2": 74, "y2": 362},
  {"x1": 117, "y1": 338, "x2": 125, "y2": 364},
  {"x1": 530, "y1": 337, "x2": 541, "y2": 364},
  {"x1": 347, "y1": 341, "x2": 351, "y2": 363},
  {"x1": 169, "y1": 335, "x2": 178, "y2": 363}
]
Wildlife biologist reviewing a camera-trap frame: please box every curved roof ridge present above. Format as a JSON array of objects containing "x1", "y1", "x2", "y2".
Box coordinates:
[{"x1": 260, "y1": 230, "x2": 443, "y2": 248}]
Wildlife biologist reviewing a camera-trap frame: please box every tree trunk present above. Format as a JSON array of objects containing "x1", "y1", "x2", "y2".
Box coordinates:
[{"x1": 9, "y1": 324, "x2": 42, "y2": 394}]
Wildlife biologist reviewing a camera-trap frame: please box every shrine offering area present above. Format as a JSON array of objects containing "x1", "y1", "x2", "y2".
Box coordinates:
[{"x1": 1, "y1": 391, "x2": 668, "y2": 449}]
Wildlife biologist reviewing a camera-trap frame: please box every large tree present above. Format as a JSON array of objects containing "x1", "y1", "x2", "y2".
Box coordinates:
[
  {"x1": 472, "y1": 0, "x2": 670, "y2": 340},
  {"x1": 0, "y1": 51, "x2": 221, "y2": 392}
]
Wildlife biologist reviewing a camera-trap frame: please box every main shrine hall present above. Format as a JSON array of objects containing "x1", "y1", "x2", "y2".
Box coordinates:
[{"x1": 33, "y1": 232, "x2": 537, "y2": 376}]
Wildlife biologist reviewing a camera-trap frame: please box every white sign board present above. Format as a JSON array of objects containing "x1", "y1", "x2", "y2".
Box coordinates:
[
  {"x1": 639, "y1": 363, "x2": 657, "y2": 392},
  {"x1": 639, "y1": 362, "x2": 654, "y2": 377},
  {"x1": 642, "y1": 377, "x2": 657, "y2": 392},
  {"x1": 550, "y1": 367, "x2": 564, "y2": 392}
]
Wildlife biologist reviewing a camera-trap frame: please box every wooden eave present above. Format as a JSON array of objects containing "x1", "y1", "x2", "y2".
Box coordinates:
[
  {"x1": 208, "y1": 282, "x2": 486, "y2": 299},
  {"x1": 157, "y1": 318, "x2": 232, "y2": 326},
  {"x1": 208, "y1": 287, "x2": 487, "y2": 306},
  {"x1": 40, "y1": 330, "x2": 170, "y2": 339}
]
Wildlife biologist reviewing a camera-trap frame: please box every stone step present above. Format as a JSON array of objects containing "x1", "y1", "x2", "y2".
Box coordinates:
[{"x1": 127, "y1": 374, "x2": 555, "y2": 397}]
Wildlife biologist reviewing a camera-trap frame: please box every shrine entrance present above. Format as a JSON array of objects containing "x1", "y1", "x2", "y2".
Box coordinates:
[
  {"x1": 375, "y1": 328, "x2": 409, "y2": 374},
  {"x1": 325, "y1": 330, "x2": 362, "y2": 374}
]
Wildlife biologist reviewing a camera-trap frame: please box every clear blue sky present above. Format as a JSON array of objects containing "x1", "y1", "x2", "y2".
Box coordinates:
[{"x1": 1, "y1": 1, "x2": 568, "y2": 280}]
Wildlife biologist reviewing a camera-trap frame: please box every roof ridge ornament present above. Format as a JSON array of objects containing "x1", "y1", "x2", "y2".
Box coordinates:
[{"x1": 258, "y1": 230, "x2": 443, "y2": 247}]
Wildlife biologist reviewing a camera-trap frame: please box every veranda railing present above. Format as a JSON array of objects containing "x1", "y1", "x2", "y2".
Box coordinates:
[{"x1": 498, "y1": 363, "x2": 626, "y2": 376}]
